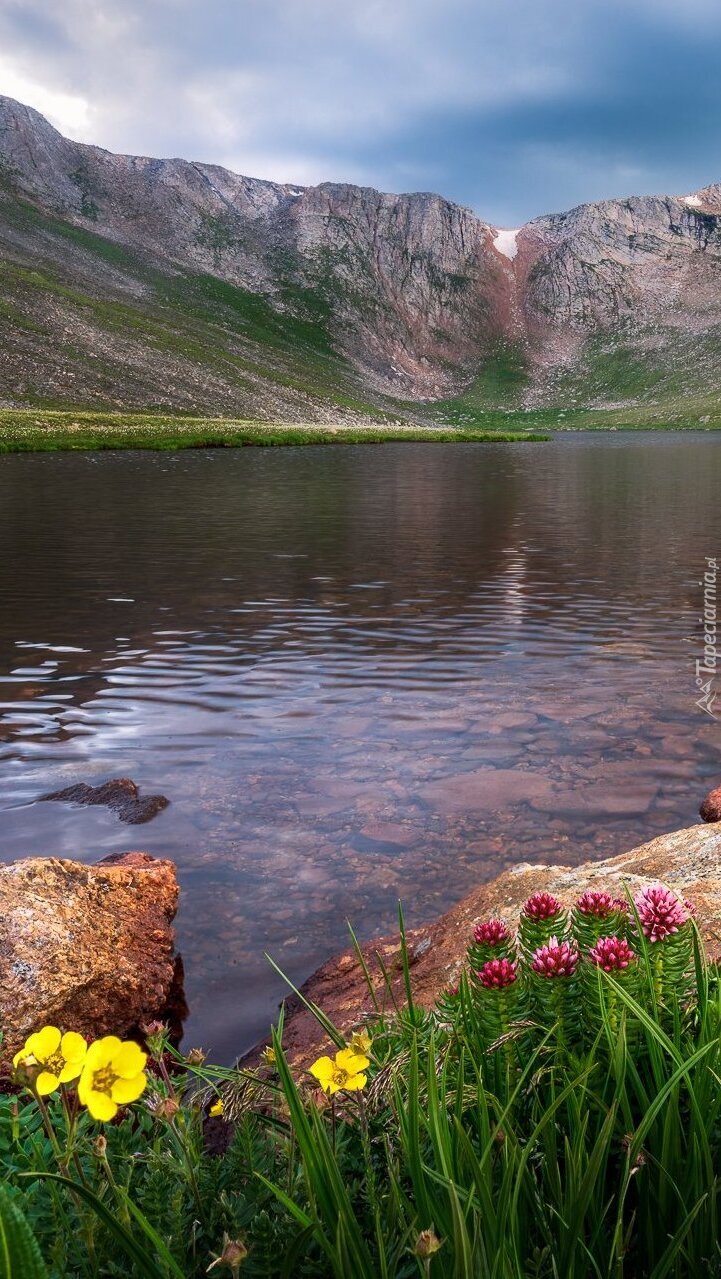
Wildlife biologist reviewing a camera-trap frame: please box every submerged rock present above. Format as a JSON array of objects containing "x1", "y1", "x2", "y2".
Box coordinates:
[
  {"x1": 700, "y1": 784, "x2": 721, "y2": 823},
  {"x1": 0, "y1": 852, "x2": 179, "y2": 1068},
  {"x1": 41, "y1": 777, "x2": 169, "y2": 824},
  {"x1": 271, "y1": 823, "x2": 721, "y2": 1070}
]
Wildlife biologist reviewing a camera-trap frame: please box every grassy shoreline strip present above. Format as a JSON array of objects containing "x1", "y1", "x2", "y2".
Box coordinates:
[{"x1": 0, "y1": 410, "x2": 548, "y2": 452}]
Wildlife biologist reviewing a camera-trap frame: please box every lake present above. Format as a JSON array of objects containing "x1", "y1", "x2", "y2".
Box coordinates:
[{"x1": 0, "y1": 432, "x2": 719, "y2": 1059}]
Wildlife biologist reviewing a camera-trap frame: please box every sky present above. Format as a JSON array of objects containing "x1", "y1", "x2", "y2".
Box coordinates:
[{"x1": 1, "y1": 0, "x2": 721, "y2": 226}]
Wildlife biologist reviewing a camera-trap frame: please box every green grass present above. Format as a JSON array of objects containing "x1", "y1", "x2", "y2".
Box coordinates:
[
  {"x1": 0, "y1": 409, "x2": 548, "y2": 453},
  {"x1": 434, "y1": 398, "x2": 721, "y2": 431},
  {"x1": 438, "y1": 342, "x2": 532, "y2": 416},
  {"x1": 433, "y1": 326, "x2": 721, "y2": 430},
  {"x1": 5, "y1": 885, "x2": 721, "y2": 1277}
]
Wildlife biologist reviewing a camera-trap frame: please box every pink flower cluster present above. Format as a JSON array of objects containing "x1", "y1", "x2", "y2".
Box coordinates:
[
  {"x1": 634, "y1": 884, "x2": 690, "y2": 943},
  {"x1": 531, "y1": 937, "x2": 579, "y2": 978},
  {"x1": 588, "y1": 935, "x2": 636, "y2": 972},
  {"x1": 478, "y1": 958, "x2": 518, "y2": 989},
  {"x1": 523, "y1": 892, "x2": 564, "y2": 921},
  {"x1": 473, "y1": 918, "x2": 511, "y2": 946},
  {"x1": 575, "y1": 890, "x2": 626, "y2": 918}
]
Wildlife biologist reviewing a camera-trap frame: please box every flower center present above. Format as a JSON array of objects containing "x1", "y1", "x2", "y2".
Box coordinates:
[
  {"x1": 44, "y1": 1051, "x2": 65, "y2": 1074},
  {"x1": 92, "y1": 1065, "x2": 118, "y2": 1095},
  {"x1": 331, "y1": 1068, "x2": 348, "y2": 1086}
]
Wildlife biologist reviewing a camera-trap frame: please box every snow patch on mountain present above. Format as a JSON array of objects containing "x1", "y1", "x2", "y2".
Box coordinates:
[{"x1": 493, "y1": 228, "x2": 519, "y2": 260}]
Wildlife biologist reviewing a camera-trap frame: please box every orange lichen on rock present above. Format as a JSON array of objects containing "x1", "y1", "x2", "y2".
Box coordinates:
[{"x1": 0, "y1": 852, "x2": 178, "y2": 1069}]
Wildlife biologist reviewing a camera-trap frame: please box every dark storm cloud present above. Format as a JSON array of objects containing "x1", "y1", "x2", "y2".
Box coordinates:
[{"x1": 1, "y1": 0, "x2": 720, "y2": 223}]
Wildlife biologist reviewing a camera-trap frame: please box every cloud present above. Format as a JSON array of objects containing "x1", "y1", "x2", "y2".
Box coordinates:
[
  {"x1": 0, "y1": 0, "x2": 720, "y2": 222},
  {"x1": 0, "y1": 55, "x2": 94, "y2": 139}
]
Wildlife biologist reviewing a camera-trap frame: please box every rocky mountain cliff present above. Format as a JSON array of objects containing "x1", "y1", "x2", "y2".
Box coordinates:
[{"x1": 2, "y1": 93, "x2": 721, "y2": 421}]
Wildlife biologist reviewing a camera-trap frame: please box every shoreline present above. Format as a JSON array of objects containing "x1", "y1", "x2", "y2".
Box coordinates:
[
  {"x1": 1, "y1": 408, "x2": 721, "y2": 454},
  {"x1": 0, "y1": 409, "x2": 548, "y2": 452}
]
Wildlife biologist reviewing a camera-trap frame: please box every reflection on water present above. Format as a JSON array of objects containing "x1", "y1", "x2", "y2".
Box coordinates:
[{"x1": 0, "y1": 434, "x2": 719, "y2": 1058}]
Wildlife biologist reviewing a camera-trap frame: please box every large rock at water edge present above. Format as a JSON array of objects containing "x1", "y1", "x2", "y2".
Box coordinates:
[
  {"x1": 0, "y1": 852, "x2": 178, "y2": 1068},
  {"x1": 273, "y1": 823, "x2": 721, "y2": 1069}
]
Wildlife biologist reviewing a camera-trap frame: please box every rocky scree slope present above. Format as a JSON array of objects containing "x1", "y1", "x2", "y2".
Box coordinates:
[{"x1": 2, "y1": 94, "x2": 721, "y2": 420}]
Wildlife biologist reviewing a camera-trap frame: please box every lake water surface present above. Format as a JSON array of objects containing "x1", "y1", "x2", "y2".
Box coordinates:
[{"x1": 1, "y1": 432, "x2": 719, "y2": 1058}]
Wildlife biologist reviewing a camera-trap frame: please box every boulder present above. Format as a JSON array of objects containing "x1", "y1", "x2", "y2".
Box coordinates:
[
  {"x1": 0, "y1": 852, "x2": 179, "y2": 1069},
  {"x1": 273, "y1": 824, "x2": 721, "y2": 1070},
  {"x1": 700, "y1": 784, "x2": 721, "y2": 823}
]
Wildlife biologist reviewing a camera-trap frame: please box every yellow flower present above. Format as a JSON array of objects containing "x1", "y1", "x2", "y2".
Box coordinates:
[
  {"x1": 309, "y1": 1047, "x2": 369, "y2": 1095},
  {"x1": 13, "y1": 1026, "x2": 87, "y2": 1096},
  {"x1": 261, "y1": 1046, "x2": 276, "y2": 1066},
  {"x1": 78, "y1": 1036, "x2": 147, "y2": 1121},
  {"x1": 209, "y1": 1099, "x2": 224, "y2": 1117},
  {"x1": 349, "y1": 1029, "x2": 372, "y2": 1056}
]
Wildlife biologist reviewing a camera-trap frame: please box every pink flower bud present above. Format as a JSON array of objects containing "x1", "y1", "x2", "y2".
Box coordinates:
[
  {"x1": 588, "y1": 935, "x2": 637, "y2": 971},
  {"x1": 633, "y1": 884, "x2": 689, "y2": 943},
  {"x1": 531, "y1": 937, "x2": 579, "y2": 978},
  {"x1": 575, "y1": 890, "x2": 626, "y2": 918},
  {"x1": 523, "y1": 892, "x2": 564, "y2": 921},
  {"x1": 473, "y1": 918, "x2": 511, "y2": 946},
  {"x1": 478, "y1": 958, "x2": 518, "y2": 989}
]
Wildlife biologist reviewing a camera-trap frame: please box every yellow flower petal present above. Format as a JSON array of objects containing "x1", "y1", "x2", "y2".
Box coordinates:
[
  {"x1": 77, "y1": 1069, "x2": 93, "y2": 1107},
  {"x1": 12, "y1": 1049, "x2": 36, "y2": 1070},
  {"x1": 112, "y1": 1042, "x2": 147, "y2": 1078},
  {"x1": 309, "y1": 1056, "x2": 334, "y2": 1085},
  {"x1": 85, "y1": 1036, "x2": 122, "y2": 1070},
  {"x1": 85, "y1": 1090, "x2": 118, "y2": 1122},
  {"x1": 61, "y1": 1032, "x2": 88, "y2": 1063},
  {"x1": 28, "y1": 1026, "x2": 61, "y2": 1061},
  {"x1": 209, "y1": 1099, "x2": 224, "y2": 1117},
  {"x1": 58, "y1": 1060, "x2": 84, "y2": 1084},
  {"x1": 35, "y1": 1070, "x2": 60, "y2": 1096},
  {"x1": 110, "y1": 1074, "x2": 147, "y2": 1105},
  {"x1": 336, "y1": 1048, "x2": 370, "y2": 1073},
  {"x1": 342, "y1": 1073, "x2": 367, "y2": 1092}
]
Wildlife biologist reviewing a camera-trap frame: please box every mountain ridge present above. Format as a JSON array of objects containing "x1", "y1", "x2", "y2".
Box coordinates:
[{"x1": 2, "y1": 93, "x2": 721, "y2": 424}]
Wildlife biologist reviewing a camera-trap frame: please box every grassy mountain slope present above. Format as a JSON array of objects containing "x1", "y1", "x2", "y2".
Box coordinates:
[
  {"x1": 0, "y1": 186, "x2": 406, "y2": 423},
  {"x1": 3, "y1": 93, "x2": 721, "y2": 429},
  {"x1": 3, "y1": 179, "x2": 721, "y2": 432}
]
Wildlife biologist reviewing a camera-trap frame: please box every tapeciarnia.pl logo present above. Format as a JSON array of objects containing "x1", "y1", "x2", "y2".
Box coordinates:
[{"x1": 696, "y1": 557, "x2": 718, "y2": 719}]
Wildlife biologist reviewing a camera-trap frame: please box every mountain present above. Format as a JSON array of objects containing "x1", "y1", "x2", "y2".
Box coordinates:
[{"x1": 2, "y1": 93, "x2": 721, "y2": 424}]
